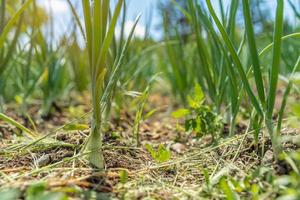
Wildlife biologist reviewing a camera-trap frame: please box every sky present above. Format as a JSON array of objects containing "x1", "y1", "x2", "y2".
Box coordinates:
[
  {"x1": 37, "y1": 0, "x2": 298, "y2": 43},
  {"x1": 37, "y1": 0, "x2": 161, "y2": 42}
]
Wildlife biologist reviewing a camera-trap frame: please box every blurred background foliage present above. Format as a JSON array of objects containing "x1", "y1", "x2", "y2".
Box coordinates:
[{"x1": 0, "y1": 0, "x2": 299, "y2": 121}]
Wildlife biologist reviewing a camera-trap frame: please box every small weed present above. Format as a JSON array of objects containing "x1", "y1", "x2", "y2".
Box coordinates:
[
  {"x1": 172, "y1": 84, "x2": 222, "y2": 141},
  {"x1": 145, "y1": 143, "x2": 171, "y2": 163}
]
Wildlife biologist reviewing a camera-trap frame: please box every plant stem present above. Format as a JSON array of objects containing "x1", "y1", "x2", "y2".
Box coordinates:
[
  {"x1": 265, "y1": 117, "x2": 282, "y2": 159},
  {"x1": 85, "y1": 79, "x2": 104, "y2": 169},
  {"x1": 86, "y1": 116, "x2": 104, "y2": 169}
]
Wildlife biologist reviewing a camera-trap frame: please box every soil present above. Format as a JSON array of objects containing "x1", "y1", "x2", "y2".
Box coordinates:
[{"x1": 0, "y1": 94, "x2": 299, "y2": 199}]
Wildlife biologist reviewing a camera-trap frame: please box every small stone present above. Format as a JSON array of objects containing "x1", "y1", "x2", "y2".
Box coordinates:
[
  {"x1": 37, "y1": 154, "x2": 51, "y2": 167},
  {"x1": 171, "y1": 143, "x2": 186, "y2": 154},
  {"x1": 262, "y1": 150, "x2": 274, "y2": 165}
]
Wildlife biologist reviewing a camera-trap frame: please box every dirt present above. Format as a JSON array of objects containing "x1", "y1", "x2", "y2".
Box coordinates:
[{"x1": 0, "y1": 94, "x2": 299, "y2": 198}]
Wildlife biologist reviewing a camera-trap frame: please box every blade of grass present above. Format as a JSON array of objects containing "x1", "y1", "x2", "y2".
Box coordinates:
[
  {"x1": 0, "y1": 113, "x2": 38, "y2": 139},
  {"x1": 95, "y1": 0, "x2": 123, "y2": 78},
  {"x1": 82, "y1": 0, "x2": 92, "y2": 68},
  {"x1": 267, "y1": 0, "x2": 284, "y2": 119},
  {"x1": 265, "y1": 0, "x2": 284, "y2": 157},
  {"x1": 92, "y1": 0, "x2": 102, "y2": 75},
  {"x1": 226, "y1": 0, "x2": 238, "y2": 41},
  {"x1": 259, "y1": 32, "x2": 300, "y2": 58},
  {"x1": 242, "y1": 0, "x2": 266, "y2": 107},
  {"x1": 101, "y1": 0, "x2": 110, "y2": 41}
]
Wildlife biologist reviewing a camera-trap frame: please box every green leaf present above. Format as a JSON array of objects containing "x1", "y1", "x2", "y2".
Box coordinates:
[
  {"x1": 26, "y1": 182, "x2": 47, "y2": 200},
  {"x1": 291, "y1": 104, "x2": 300, "y2": 118},
  {"x1": 187, "y1": 84, "x2": 205, "y2": 109},
  {"x1": 185, "y1": 119, "x2": 194, "y2": 132},
  {"x1": 171, "y1": 108, "x2": 190, "y2": 119},
  {"x1": 242, "y1": 0, "x2": 266, "y2": 107},
  {"x1": 145, "y1": 143, "x2": 156, "y2": 158},
  {"x1": 230, "y1": 179, "x2": 243, "y2": 193},
  {"x1": 188, "y1": 96, "x2": 200, "y2": 109},
  {"x1": 219, "y1": 178, "x2": 238, "y2": 200},
  {"x1": 157, "y1": 144, "x2": 171, "y2": 162},
  {"x1": 195, "y1": 116, "x2": 202, "y2": 136},
  {"x1": 63, "y1": 123, "x2": 89, "y2": 131},
  {"x1": 259, "y1": 32, "x2": 300, "y2": 59},
  {"x1": 266, "y1": 0, "x2": 284, "y2": 121},
  {"x1": 119, "y1": 170, "x2": 128, "y2": 184},
  {"x1": 26, "y1": 182, "x2": 68, "y2": 200},
  {"x1": 203, "y1": 169, "x2": 211, "y2": 189},
  {"x1": 194, "y1": 84, "x2": 204, "y2": 102},
  {"x1": 145, "y1": 143, "x2": 171, "y2": 163},
  {"x1": 95, "y1": 0, "x2": 124, "y2": 75},
  {"x1": 0, "y1": 113, "x2": 38, "y2": 139},
  {"x1": 251, "y1": 184, "x2": 259, "y2": 200},
  {"x1": 143, "y1": 108, "x2": 159, "y2": 120},
  {"x1": 81, "y1": 0, "x2": 92, "y2": 62},
  {"x1": 0, "y1": 188, "x2": 21, "y2": 200}
]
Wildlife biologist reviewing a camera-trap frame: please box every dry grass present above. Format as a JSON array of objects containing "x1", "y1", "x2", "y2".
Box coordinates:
[{"x1": 1, "y1": 97, "x2": 298, "y2": 199}]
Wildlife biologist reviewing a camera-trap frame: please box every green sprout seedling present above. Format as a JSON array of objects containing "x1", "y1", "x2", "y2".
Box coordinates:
[
  {"x1": 145, "y1": 143, "x2": 171, "y2": 163},
  {"x1": 172, "y1": 84, "x2": 222, "y2": 141}
]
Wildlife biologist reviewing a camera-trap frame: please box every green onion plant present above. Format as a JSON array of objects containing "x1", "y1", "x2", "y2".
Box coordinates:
[
  {"x1": 171, "y1": 0, "x2": 243, "y2": 135},
  {"x1": 205, "y1": 0, "x2": 295, "y2": 158},
  {"x1": 175, "y1": 0, "x2": 300, "y2": 158},
  {"x1": 79, "y1": 0, "x2": 139, "y2": 169}
]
